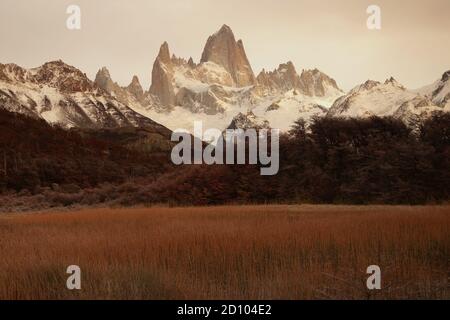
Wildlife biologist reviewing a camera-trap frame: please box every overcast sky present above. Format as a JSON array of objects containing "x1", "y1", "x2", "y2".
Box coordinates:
[{"x1": 0, "y1": 0, "x2": 449, "y2": 91}]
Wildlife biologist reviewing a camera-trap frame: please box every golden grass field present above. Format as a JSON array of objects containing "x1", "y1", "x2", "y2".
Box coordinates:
[{"x1": 0, "y1": 205, "x2": 448, "y2": 300}]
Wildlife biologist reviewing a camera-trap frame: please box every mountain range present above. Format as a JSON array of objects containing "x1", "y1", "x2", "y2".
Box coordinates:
[{"x1": 0, "y1": 25, "x2": 449, "y2": 136}]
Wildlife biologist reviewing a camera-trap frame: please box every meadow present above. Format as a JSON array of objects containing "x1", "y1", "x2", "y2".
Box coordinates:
[{"x1": 0, "y1": 205, "x2": 448, "y2": 300}]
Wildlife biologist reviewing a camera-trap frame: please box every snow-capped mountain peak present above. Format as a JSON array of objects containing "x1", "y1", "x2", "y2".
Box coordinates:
[
  {"x1": 384, "y1": 76, "x2": 405, "y2": 89},
  {"x1": 98, "y1": 25, "x2": 345, "y2": 134},
  {"x1": 0, "y1": 60, "x2": 163, "y2": 129},
  {"x1": 416, "y1": 70, "x2": 450, "y2": 109},
  {"x1": 328, "y1": 76, "x2": 446, "y2": 121},
  {"x1": 256, "y1": 62, "x2": 343, "y2": 99},
  {"x1": 32, "y1": 60, "x2": 94, "y2": 93},
  {"x1": 200, "y1": 24, "x2": 256, "y2": 87},
  {"x1": 351, "y1": 80, "x2": 381, "y2": 93},
  {"x1": 1, "y1": 60, "x2": 94, "y2": 93},
  {"x1": 3, "y1": 25, "x2": 445, "y2": 138},
  {"x1": 298, "y1": 68, "x2": 343, "y2": 97}
]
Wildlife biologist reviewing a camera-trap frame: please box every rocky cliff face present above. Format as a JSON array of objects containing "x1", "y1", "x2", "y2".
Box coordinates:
[
  {"x1": 148, "y1": 25, "x2": 257, "y2": 112},
  {"x1": 149, "y1": 42, "x2": 176, "y2": 107},
  {"x1": 147, "y1": 33, "x2": 253, "y2": 115},
  {"x1": 200, "y1": 24, "x2": 256, "y2": 87},
  {"x1": 33, "y1": 60, "x2": 94, "y2": 93},
  {"x1": 141, "y1": 25, "x2": 344, "y2": 134},
  {"x1": 298, "y1": 68, "x2": 342, "y2": 97},
  {"x1": 94, "y1": 67, "x2": 116, "y2": 93},
  {"x1": 256, "y1": 62, "x2": 342, "y2": 98},
  {"x1": 127, "y1": 75, "x2": 145, "y2": 102},
  {"x1": 95, "y1": 67, "x2": 154, "y2": 112},
  {"x1": 256, "y1": 62, "x2": 301, "y2": 94}
]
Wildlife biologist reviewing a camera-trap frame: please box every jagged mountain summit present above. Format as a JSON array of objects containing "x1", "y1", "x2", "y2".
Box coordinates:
[
  {"x1": 127, "y1": 75, "x2": 146, "y2": 102},
  {"x1": 256, "y1": 62, "x2": 342, "y2": 98},
  {"x1": 0, "y1": 61, "x2": 163, "y2": 129},
  {"x1": 95, "y1": 66, "x2": 153, "y2": 111},
  {"x1": 97, "y1": 24, "x2": 344, "y2": 134},
  {"x1": 2, "y1": 24, "x2": 447, "y2": 137},
  {"x1": 327, "y1": 77, "x2": 447, "y2": 122},
  {"x1": 201, "y1": 24, "x2": 256, "y2": 87},
  {"x1": 147, "y1": 34, "x2": 256, "y2": 114}
]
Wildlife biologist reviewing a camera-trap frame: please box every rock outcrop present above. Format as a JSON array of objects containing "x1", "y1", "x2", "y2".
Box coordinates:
[
  {"x1": 149, "y1": 42, "x2": 176, "y2": 106},
  {"x1": 256, "y1": 62, "x2": 342, "y2": 98},
  {"x1": 227, "y1": 111, "x2": 270, "y2": 130},
  {"x1": 298, "y1": 68, "x2": 342, "y2": 97},
  {"x1": 256, "y1": 61, "x2": 300, "y2": 93},
  {"x1": 127, "y1": 75, "x2": 145, "y2": 102},
  {"x1": 200, "y1": 24, "x2": 256, "y2": 87}
]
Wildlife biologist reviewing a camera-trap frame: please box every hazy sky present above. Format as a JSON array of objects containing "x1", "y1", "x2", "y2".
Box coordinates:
[{"x1": 0, "y1": 0, "x2": 449, "y2": 91}]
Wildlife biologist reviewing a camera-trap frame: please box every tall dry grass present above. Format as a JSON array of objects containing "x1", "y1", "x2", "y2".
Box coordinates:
[{"x1": 0, "y1": 205, "x2": 448, "y2": 300}]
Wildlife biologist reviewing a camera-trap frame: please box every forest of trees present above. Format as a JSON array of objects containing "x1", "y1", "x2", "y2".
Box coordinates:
[
  {"x1": 0, "y1": 108, "x2": 449, "y2": 211},
  {"x1": 276, "y1": 114, "x2": 450, "y2": 204},
  {"x1": 112, "y1": 113, "x2": 449, "y2": 206},
  {"x1": 0, "y1": 109, "x2": 173, "y2": 193}
]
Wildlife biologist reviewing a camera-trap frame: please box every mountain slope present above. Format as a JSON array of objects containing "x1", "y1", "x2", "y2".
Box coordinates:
[
  {"x1": 416, "y1": 71, "x2": 450, "y2": 109},
  {"x1": 0, "y1": 108, "x2": 173, "y2": 193},
  {"x1": 0, "y1": 61, "x2": 164, "y2": 129},
  {"x1": 328, "y1": 77, "x2": 446, "y2": 121}
]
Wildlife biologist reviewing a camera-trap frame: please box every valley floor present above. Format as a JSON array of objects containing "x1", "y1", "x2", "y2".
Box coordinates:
[{"x1": 0, "y1": 205, "x2": 448, "y2": 300}]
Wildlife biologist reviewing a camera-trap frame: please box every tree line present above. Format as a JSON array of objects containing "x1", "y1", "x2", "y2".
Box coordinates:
[{"x1": 0, "y1": 107, "x2": 449, "y2": 207}]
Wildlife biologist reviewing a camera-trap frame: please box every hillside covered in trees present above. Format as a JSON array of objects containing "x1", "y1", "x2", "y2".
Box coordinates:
[
  {"x1": 0, "y1": 108, "x2": 449, "y2": 211},
  {"x1": 0, "y1": 109, "x2": 174, "y2": 193}
]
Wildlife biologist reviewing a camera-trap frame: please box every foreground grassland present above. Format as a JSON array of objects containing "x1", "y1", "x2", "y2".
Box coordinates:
[{"x1": 0, "y1": 205, "x2": 448, "y2": 300}]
